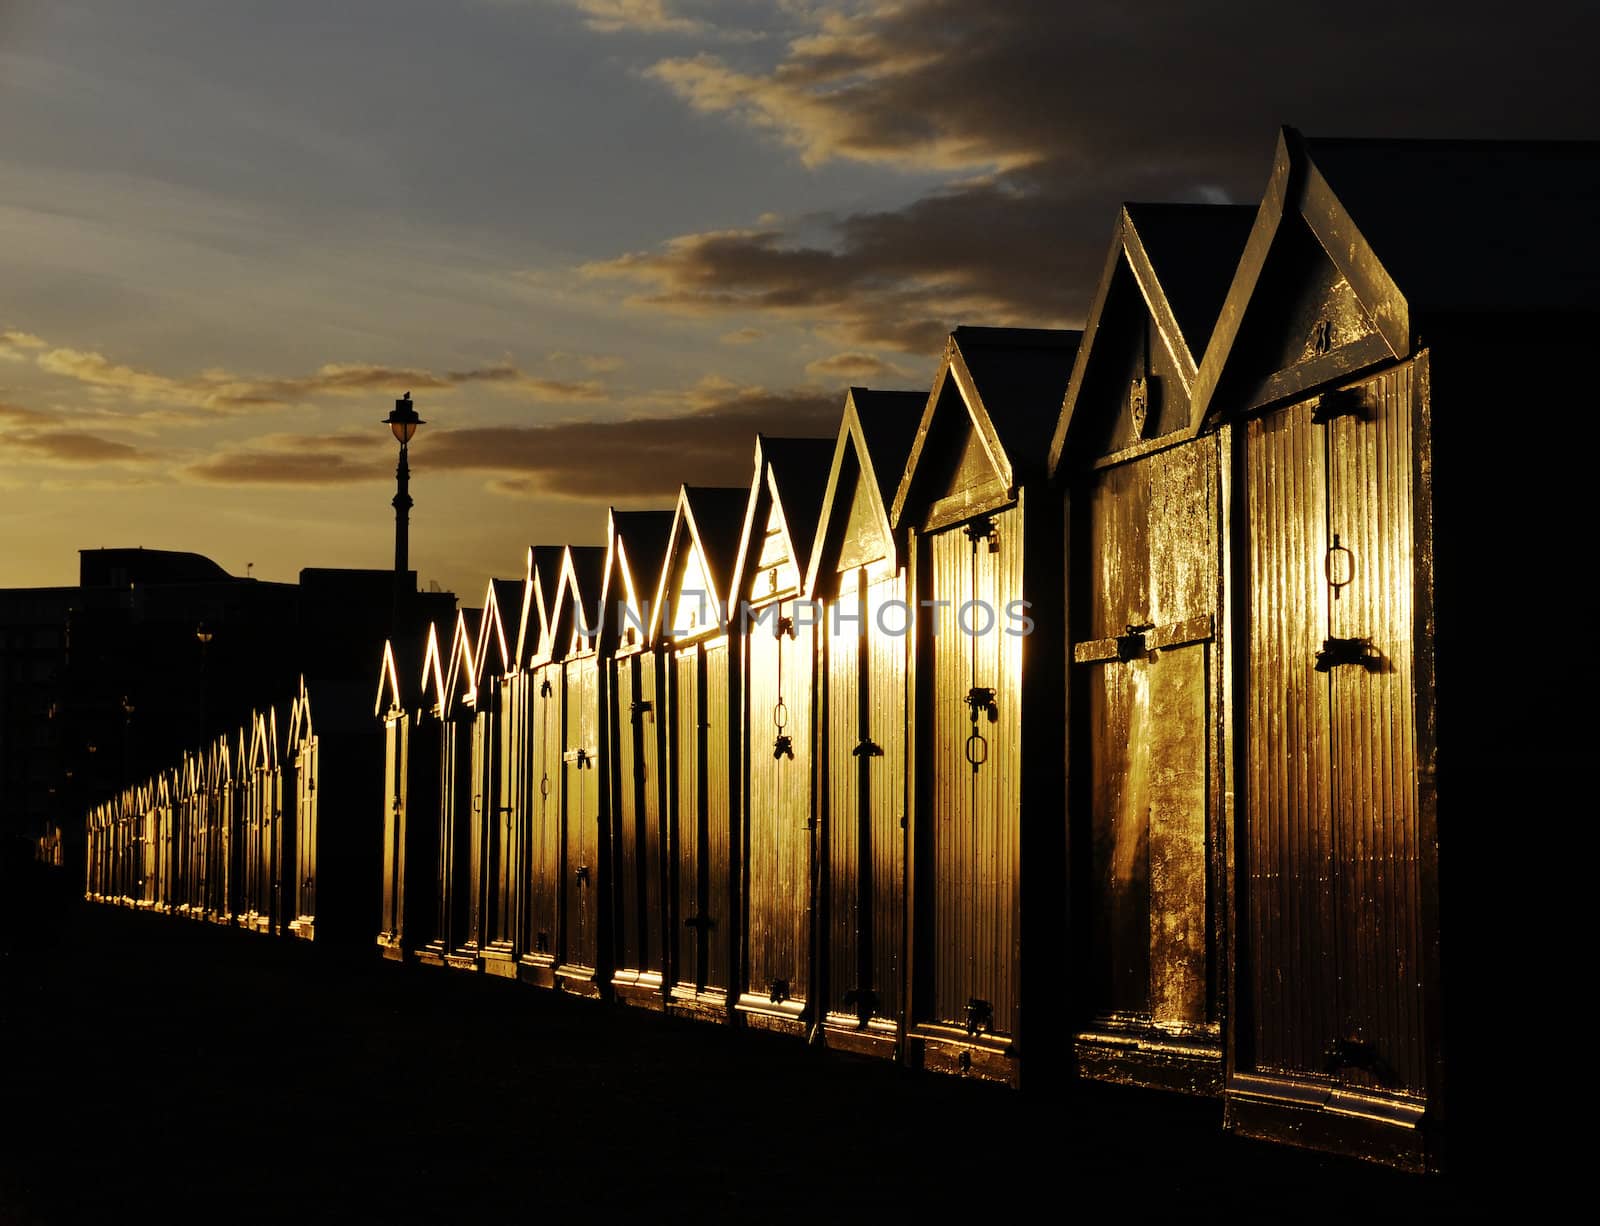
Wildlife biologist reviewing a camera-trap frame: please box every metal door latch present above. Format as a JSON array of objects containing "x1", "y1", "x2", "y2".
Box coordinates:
[
  {"x1": 852, "y1": 738, "x2": 883, "y2": 758},
  {"x1": 1315, "y1": 637, "x2": 1379, "y2": 672},
  {"x1": 774, "y1": 615, "x2": 795, "y2": 639},
  {"x1": 964, "y1": 687, "x2": 998, "y2": 723},
  {"x1": 1311, "y1": 387, "x2": 1366, "y2": 424},
  {"x1": 772, "y1": 735, "x2": 794, "y2": 760},
  {"x1": 1117, "y1": 623, "x2": 1153, "y2": 662},
  {"x1": 540, "y1": 679, "x2": 553, "y2": 698},
  {"x1": 965, "y1": 998, "x2": 993, "y2": 1037},
  {"x1": 630, "y1": 699, "x2": 653, "y2": 724},
  {"x1": 574, "y1": 865, "x2": 590, "y2": 884},
  {"x1": 684, "y1": 914, "x2": 715, "y2": 931},
  {"x1": 768, "y1": 978, "x2": 791, "y2": 1004}
]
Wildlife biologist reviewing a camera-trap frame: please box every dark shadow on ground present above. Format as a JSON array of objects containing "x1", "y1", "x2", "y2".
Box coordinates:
[{"x1": 1, "y1": 858, "x2": 1497, "y2": 1223}]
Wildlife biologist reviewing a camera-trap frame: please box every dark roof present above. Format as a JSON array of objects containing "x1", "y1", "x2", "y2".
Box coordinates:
[
  {"x1": 953, "y1": 326, "x2": 1081, "y2": 464},
  {"x1": 1126, "y1": 202, "x2": 1258, "y2": 357},
  {"x1": 853, "y1": 389, "x2": 927, "y2": 511},
  {"x1": 528, "y1": 546, "x2": 565, "y2": 599},
  {"x1": 761, "y1": 437, "x2": 836, "y2": 581},
  {"x1": 1305, "y1": 134, "x2": 1600, "y2": 316},
  {"x1": 79, "y1": 547, "x2": 235, "y2": 587},
  {"x1": 565, "y1": 546, "x2": 607, "y2": 622},
  {"x1": 682, "y1": 486, "x2": 750, "y2": 600},
  {"x1": 613, "y1": 510, "x2": 674, "y2": 597}
]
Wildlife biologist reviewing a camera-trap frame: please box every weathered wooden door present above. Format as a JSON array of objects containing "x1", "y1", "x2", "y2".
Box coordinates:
[
  {"x1": 1240, "y1": 365, "x2": 1424, "y2": 1101},
  {"x1": 486, "y1": 681, "x2": 514, "y2": 949},
  {"x1": 563, "y1": 656, "x2": 600, "y2": 969},
  {"x1": 925, "y1": 506, "x2": 1023, "y2": 1038},
  {"x1": 746, "y1": 598, "x2": 812, "y2": 1008},
  {"x1": 1077, "y1": 442, "x2": 1215, "y2": 1031},
  {"x1": 636, "y1": 654, "x2": 665, "y2": 979},
  {"x1": 613, "y1": 656, "x2": 642, "y2": 973}
]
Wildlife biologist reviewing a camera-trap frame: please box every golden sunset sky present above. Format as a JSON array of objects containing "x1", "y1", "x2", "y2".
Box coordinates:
[{"x1": 3, "y1": 0, "x2": 1594, "y2": 600}]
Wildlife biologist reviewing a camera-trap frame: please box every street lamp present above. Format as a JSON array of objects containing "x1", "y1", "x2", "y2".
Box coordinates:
[{"x1": 383, "y1": 393, "x2": 425, "y2": 577}]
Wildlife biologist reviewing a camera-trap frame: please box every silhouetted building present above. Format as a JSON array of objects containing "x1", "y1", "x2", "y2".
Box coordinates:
[{"x1": 0, "y1": 548, "x2": 454, "y2": 861}]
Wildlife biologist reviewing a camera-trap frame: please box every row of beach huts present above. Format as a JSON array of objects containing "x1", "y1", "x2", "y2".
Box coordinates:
[{"x1": 83, "y1": 129, "x2": 1598, "y2": 1173}]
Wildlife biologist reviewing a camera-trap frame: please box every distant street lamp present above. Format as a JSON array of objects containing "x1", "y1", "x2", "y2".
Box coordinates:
[{"x1": 383, "y1": 393, "x2": 425, "y2": 619}]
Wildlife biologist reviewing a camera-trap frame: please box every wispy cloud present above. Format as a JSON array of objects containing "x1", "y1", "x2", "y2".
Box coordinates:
[
  {"x1": 19, "y1": 333, "x2": 609, "y2": 414},
  {"x1": 559, "y1": 0, "x2": 705, "y2": 35}
]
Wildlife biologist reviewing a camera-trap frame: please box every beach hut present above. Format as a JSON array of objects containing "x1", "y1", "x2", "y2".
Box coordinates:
[
  {"x1": 516, "y1": 546, "x2": 569, "y2": 986},
  {"x1": 891, "y1": 326, "x2": 1079, "y2": 1083},
  {"x1": 426, "y1": 609, "x2": 482, "y2": 967},
  {"x1": 376, "y1": 637, "x2": 442, "y2": 962},
  {"x1": 208, "y1": 732, "x2": 235, "y2": 924},
  {"x1": 653, "y1": 485, "x2": 749, "y2": 1021},
  {"x1": 546, "y1": 545, "x2": 608, "y2": 995},
  {"x1": 597, "y1": 509, "x2": 675, "y2": 1007},
  {"x1": 729, "y1": 435, "x2": 835, "y2": 1034},
  {"x1": 1048, "y1": 202, "x2": 1254, "y2": 1095},
  {"x1": 417, "y1": 613, "x2": 480, "y2": 967},
  {"x1": 804, "y1": 387, "x2": 925, "y2": 1056},
  {"x1": 1186, "y1": 129, "x2": 1600, "y2": 1171},
  {"x1": 246, "y1": 706, "x2": 290, "y2": 934},
  {"x1": 288, "y1": 682, "x2": 318, "y2": 940},
  {"x1": 472, "y1": 578, "x2": 524, "y2": 976}
]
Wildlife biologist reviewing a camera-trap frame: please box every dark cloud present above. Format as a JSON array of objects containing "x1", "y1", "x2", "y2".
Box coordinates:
[
  {"x1": 182, "y1": 385, "x2": 841, "y2": 498},
  {"x1": 600, "y1": 0, "x2": 1600, "y2": 350},
  {"x1": 6, "y1": 429, "x2": 146, "y2": 463},
  {"x1": 425, "y1": 385, "x2": 838, "y2": 497}
]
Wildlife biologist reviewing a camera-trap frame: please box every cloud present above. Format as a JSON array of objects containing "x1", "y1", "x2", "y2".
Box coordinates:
[
  {"x1": 0, "y1": 399, "x2": 54, "y2": 425},
  {"x1": 1, "y1": 328, "x2": 48, "y2": 359},
  {"x1": 4, "y1": 428, "x2": 148, "y2": 464},
  {"x1": 426, "y1": 381, "x2": 838, "y2": 498},
  {"x1": 592, "y1": 0, "x2": 1600, "y2": 351},
  {"x1": 719, "y1": 327, "x2": 766, "y2": 344},
  {"x1": 179, "y1": 379, "x2": 842, "y2": 498},
  {"x1": 20, "y1": 334, "x2": 607, "y2": 414},
  {"x1": 559, "y1": 0, "x2": 705, "y2": 35},
  {"x1": 804, "y1": 350, "x2": 906, "y2": 380}
]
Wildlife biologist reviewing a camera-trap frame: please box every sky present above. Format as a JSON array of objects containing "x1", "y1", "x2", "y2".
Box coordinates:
[{"x1": 3, "y1": 0, "x2": 1597, "y2": 600}]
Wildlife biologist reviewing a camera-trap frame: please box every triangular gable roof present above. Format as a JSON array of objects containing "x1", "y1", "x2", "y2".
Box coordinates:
[
  {"x1": 554, "y1": 544, "x2": 608, "y2": 656},
  {"x1": 891, "y1": 327, "x2": 1080, "y2": 529},
  {"x1": 1192, "y1": 127, "x2": 1600, "y2": 428},
  {"x1": 648, "y1": 484, "x2": 749, "y2": 641},
  {"x1": 375, "y1": 639, "x2": 405, "y2": 719},
  {"x1": 249, "y1": 706, "x2": 283, "y2": 771},
  {"x1": 476, "y1": 577, "x2": 523, "y2": 680},
  {"x1": 730, "y1": 434, "x2": 837, "y2": 605},
  {"x1": 804, "y1": 387, "x2": 926, "y2": 597},
  {"x1": 420, "y1": 621, "x2": 448, "y2": 712},
  {"x1": 210, "y1": 732, "x2": 233, "y2": 786},
  {"x1": 1049, "y1": 202, "x2": 1255, "y2": 470},
  {"x1": 516, "y1": 546, "x2": 568, "y2": 667},
  {"x1": 445, "y1": 608, "x2": 483, "y2": 710},
  {"x1": 289, "y1": 676, "x2": 314, "y2": 746},
  {"x1": 598, "y1": 507, "x2": 675, "y2": 654}
]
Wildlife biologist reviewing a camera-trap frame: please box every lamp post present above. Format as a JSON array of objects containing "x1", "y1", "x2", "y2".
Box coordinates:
[{"x1": 383, "y1": 393, "x2": 425, "y2": 626}]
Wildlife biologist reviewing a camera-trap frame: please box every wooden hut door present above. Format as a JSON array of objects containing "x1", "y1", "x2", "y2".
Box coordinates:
[
  {"x1": 381, "y1": 720, "x2": 403, "y2": 941},
  {"x1": 564, "y1": 656, "x2": 600, "y2": 969},
  {"x1": 671, "y1": 645, "x2": 707, "y2": 991},
  {"x1": 488, "y1": 681, "x2": 514, "y2": 949},
  {"x1": 526, "y1": 666, "x2": 562, "y2": 961},
  {"x1": 827, "y1": 568, "x2": 906, "y2": 1026},
  {"x1": 927, "y1": 506, "x2": 1023, "y2": 1039},
  {"x1": 748, "y1": 598, "x2": 811, "y2": 1008},
  {"x1": 1242, "y1": 366, "x2": 1423, "y2": 1100},
  {"x1": 637, "y1": 654, "x2": 665, "y2": 978},
  {"x1": 613, "y1": 656, "x2": 644, "y2": 974},
  {"x1": 298, "y1": 738, "x2": 318, "y2": 924}
]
